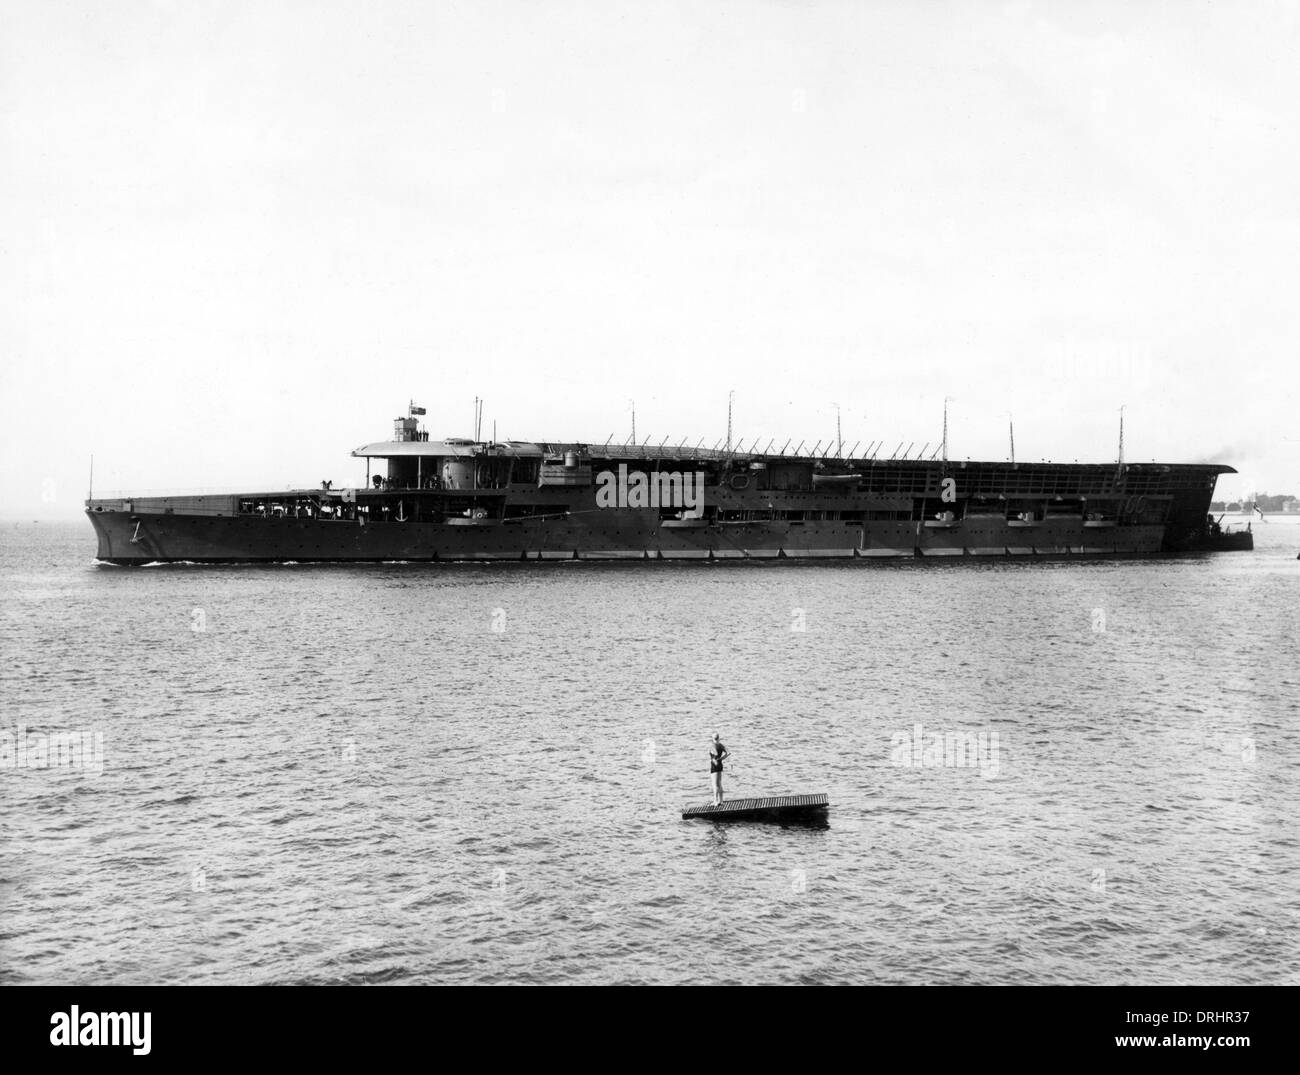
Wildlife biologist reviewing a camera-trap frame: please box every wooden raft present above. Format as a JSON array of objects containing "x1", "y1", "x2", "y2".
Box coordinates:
[{"x1": 681, "y1": 793, "x2": 829, "y2": 822}]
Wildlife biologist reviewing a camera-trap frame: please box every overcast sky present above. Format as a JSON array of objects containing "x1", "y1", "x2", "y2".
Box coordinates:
[{"x1": 3, "y1": 0, "x2": 1296, "y2": 518}]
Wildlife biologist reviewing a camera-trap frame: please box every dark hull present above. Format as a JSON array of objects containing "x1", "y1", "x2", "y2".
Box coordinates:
[
  {"x1": 86, "y1": 509, "x2": 1179, "y2": 564},
  {"x1": 1183, "y1": 530, "x2": 1254, "y2": 552}
]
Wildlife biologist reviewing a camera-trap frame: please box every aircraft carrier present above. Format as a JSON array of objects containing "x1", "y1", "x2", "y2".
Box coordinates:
[{"x1": 84, "y1": 406, "x2": 1252, "y2": 564}]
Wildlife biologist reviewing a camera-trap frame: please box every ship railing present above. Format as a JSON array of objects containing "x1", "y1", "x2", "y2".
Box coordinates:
[{"x1": 88, "y1": 485, "x2": 348, "y2": 500}]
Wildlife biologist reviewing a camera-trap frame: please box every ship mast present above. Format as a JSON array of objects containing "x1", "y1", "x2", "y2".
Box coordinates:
[
  {"x1": 941, "y1": 397, "x2": 951, "y2": 464},
  {"x1": 726, "y1": 390, "x2": 734, "y2": 453},
  {"x1": 1116, "y1": 404, "x2": 1126, "y2": 490}
]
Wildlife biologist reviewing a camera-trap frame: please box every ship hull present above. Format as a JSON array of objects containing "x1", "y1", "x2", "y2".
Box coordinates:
[{"x1": 86, "y1": 508, "x2": 1175, "y2": 565}]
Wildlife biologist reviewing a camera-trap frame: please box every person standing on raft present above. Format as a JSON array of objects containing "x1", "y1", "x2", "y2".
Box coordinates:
[{"x1": 709, "y1": 733, "x2": 730, "y2": 806}]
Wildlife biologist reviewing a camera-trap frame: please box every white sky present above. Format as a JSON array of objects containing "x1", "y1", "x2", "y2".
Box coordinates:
[{"x1": 3, "y1": 0, "x2": 1297, "y2": 518}]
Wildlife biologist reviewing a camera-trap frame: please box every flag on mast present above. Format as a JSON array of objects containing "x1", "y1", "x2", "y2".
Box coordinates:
[{"x1": 409, "y1": 403, "x2": 426, "y2": 416}]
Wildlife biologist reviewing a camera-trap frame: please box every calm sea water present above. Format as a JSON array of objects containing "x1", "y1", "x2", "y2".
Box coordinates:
[{"x1": 2, "y1": 518, "x2": 1298, "y2": 985}]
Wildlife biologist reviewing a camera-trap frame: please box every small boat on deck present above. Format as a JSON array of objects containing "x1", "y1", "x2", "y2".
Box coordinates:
[{"x1": 681, "y1": 793, "x2": 829, "y2": 823}]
